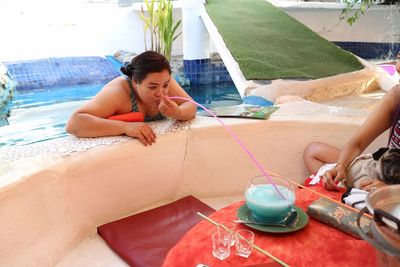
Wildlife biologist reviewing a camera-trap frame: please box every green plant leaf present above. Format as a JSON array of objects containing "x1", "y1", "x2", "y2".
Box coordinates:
[{"x1": 137, "y1": 0, "x2": 181, "y2": 60}]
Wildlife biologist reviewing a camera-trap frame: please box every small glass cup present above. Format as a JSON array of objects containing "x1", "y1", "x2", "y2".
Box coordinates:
[
  {"x1": 235, "y1": 229, "x2": 254, "y2": 258},
  {"x1": 211, "y1": 229, "x2": 232, "y2": 260},
  {"x1": 218, "y1": 221, "x2": 236, "y2": 246}
]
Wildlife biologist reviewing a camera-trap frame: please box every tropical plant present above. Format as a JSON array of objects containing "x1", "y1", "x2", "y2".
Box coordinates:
[
  {"x1": 340, "y1": 0, "x2": 400, "y2": 26},
  {"x1": 139, "y1": 0, "x2": 181, "y2": 61}
]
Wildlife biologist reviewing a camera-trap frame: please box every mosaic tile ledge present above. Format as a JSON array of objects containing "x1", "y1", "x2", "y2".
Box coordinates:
[{"x1": 0, "y1": 118, "x2": 210, "y2": 165}]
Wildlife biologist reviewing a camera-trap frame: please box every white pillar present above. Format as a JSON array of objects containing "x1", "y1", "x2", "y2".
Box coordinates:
[{"x1": 182, "y1": 0, "x2": 209, "y2": 60}]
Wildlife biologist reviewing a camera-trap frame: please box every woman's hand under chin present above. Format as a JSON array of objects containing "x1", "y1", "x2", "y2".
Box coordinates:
[{"x1": 158, "y1": 95, "x2": 181, "y2": 119}]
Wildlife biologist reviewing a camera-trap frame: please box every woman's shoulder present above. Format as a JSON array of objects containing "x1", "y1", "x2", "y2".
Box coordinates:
[
  {"x1": 101, "y1": 76, "x2": 129, "y2": 92},
  {"x1": 94, "y1": 76, "x2": 131, "y2": 102},
  {"x1": 393, "y1": 84, "x2": 400, "y2": 95},
  {"x1": 388, "y1": 84, "x2": 400, "y2": 104},
  {"x1": 107, "y1": 75, "x2": 129, "y2": 86}
]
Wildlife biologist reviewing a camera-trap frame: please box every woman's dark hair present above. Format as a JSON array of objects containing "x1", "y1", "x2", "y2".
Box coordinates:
[{"x1": 120, "y1": 51, "x2": 171, "y2": 83}]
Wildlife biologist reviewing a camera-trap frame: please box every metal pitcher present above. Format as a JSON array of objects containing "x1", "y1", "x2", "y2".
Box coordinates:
[{"x1": 357, "y1": 185, "x2": 400, "y2": 267}]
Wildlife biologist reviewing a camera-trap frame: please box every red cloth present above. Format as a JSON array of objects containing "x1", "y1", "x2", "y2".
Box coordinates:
[
  {"x1": 107, "y1": 112, "x2": 144, "y2": 122},
  {"x1": 162, "y1": 187, "x2": 376, "y2": 267},
  {"x1": 98, "y1": 195, "x2": 215, "y2": 267}
]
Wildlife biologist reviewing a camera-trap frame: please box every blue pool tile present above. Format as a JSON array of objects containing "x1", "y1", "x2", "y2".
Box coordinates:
[
  {"x1": 334, "y1": 41, "x2": 400, "y2": 59},
  {"x1": 3, "y1": 56, "x2": 120, "y2": 91},
  {"x1": 183, "y1": 58, "x2": 233, "y2": 85}
]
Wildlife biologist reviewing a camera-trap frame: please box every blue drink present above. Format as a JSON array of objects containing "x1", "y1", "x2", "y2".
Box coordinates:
[{"x1": 245, "y1": 184, "x2": 295, "y2": 223}]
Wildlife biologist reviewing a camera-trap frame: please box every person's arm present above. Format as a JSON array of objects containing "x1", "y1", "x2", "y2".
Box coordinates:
[
  {"x1": 159, "y1": 78, "x2": 197, "y2": 121},
  {"x1": 359, "y1": 179, "x2": 387, "y2": 191},
  {"x1": 324, "y1": 85, "x2": 400, "y2": 190},
  {"x1": 66, "y1": 77, "x2": 156, "y2": 145}
]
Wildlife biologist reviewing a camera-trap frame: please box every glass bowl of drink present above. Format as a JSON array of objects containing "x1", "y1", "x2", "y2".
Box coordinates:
[{"x1": 245, "y1": 175, "x2": 296, "y2": 223}]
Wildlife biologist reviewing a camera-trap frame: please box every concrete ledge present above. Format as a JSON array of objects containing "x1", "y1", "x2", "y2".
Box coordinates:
[{"x1": 246, "y1": 62, "x2": 399, "y2": 103}]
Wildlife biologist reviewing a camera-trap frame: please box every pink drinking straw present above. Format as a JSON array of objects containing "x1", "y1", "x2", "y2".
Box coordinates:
[{"x1": 169, "y1": 96, "x2": 286, "y2": 200}]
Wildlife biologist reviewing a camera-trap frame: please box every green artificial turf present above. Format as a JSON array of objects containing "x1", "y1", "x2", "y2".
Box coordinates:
[{"x1": 205, "y1": 0, "x2": 364, "y2": 80}]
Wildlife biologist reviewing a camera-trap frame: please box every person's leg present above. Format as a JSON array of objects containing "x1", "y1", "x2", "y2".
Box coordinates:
[{"x1": 303, "y1": 142, "x2": 340, "y2": 174}]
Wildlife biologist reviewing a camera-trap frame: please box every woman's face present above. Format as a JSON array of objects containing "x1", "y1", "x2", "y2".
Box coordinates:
[{"x1": 134, "y1": 70, "x2": 170, "y2": 108}]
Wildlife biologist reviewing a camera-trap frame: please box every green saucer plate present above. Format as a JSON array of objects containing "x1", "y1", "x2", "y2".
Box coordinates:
[{"x1": 236, "y1": 205, "x2": 309, "y2": 233}]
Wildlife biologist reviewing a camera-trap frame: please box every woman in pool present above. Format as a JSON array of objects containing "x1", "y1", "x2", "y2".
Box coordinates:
[
  {"x1": 66, "y1": 51, "x2": 196, "y2": 146},
  {"x1": 303, "y1": 84, "x2": 400, "y2": 191}
]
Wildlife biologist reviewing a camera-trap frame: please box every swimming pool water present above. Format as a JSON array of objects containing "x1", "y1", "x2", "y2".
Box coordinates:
[{"x1": 0, "y1": 81, "x2": 242, "y2": 148}]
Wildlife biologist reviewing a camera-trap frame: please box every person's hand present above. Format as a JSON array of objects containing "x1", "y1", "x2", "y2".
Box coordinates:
[
  {"x1": 359, "y1": 179, "x2": 386, "y2": 192},
  {"x1": 124, "y1": 122, "x2": 156, "y2": 146},
  {"x1": 323, "y1": 164, "x2": 346, "y2": 191},
  {"x1": 159, "y1": 95, "x2": 181, "y2": 119}
]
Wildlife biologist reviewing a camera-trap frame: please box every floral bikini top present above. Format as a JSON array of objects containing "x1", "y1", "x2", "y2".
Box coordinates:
[{"x1": 125, "y1": 76, "x2": 166, "y2": 122}]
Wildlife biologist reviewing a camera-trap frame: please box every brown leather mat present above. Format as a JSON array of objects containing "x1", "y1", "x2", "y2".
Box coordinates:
[{"x1": 98, "y1": 195, "x2": 215, "y2": 267}]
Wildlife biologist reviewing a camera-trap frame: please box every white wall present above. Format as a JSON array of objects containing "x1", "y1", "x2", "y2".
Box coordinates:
[
  {"x1": 0, "y1": 0, "x2": 184, "y2": 61},
  {"x1": 271, "y1": 0, "x2": 400, "y2": 43}
]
